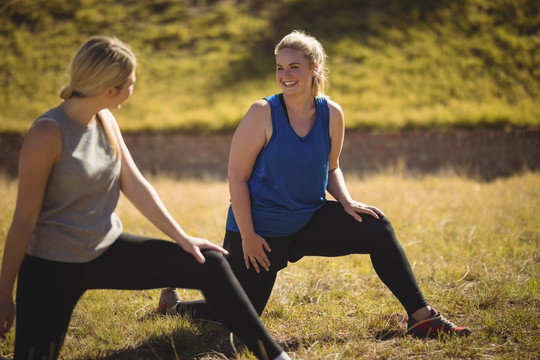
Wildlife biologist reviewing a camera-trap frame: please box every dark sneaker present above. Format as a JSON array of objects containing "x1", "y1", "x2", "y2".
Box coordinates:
[
  {"x1": 407, "y1": 308, "x2": 472, "y2": 339},
  {"x1": 158, "y1": 287, "x2": 181, "y2": 315}
]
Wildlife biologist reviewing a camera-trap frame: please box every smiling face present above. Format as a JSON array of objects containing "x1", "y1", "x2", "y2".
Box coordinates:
[{"x1": 275, "y1": 48, "x2": 316, "y2": 97}]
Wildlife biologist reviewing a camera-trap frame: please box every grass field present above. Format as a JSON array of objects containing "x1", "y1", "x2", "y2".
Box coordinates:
[{"x1": 0, "y1": 171, "x2": 538, "y2": 359}]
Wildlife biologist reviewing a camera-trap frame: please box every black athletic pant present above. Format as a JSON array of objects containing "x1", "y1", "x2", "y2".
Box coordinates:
[
  {"x1": 14, "y1": 233, "x2": 283, "y2": 360},
  {"x1": 180, "y1": 201, "x2": 428, "y2": 319}
]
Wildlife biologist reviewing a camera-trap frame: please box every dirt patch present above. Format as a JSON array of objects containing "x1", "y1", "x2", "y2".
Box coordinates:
[{"x1": 1, "y1": 129, "x2": 539, "y2": 180}]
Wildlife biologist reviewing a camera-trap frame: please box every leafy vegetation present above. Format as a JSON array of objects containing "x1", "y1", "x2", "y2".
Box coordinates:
[
  {"x1": 0, "y1": 0, "x2": 539, "y2": 133},
  {"x1": 0, "y1": 172, "x2": 538, "y2": 359}
]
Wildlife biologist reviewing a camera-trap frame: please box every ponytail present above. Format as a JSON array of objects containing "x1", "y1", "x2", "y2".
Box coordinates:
[
  {"x1": 62, "y1": 36, "x2": 136, "y2": 158},
  {"x1": 97, "y1": 111, "x2": 122, "y2": 160}
]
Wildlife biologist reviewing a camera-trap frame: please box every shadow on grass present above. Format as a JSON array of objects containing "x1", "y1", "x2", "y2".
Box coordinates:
[
  {"x1": 91, "y1": 309, "x2": 426, "y2": 359},
  {"x1": 97, "y1": 321, "x2": 238, "y2": 360},
  {"x1": 96, "y1": 317, "x2": 303, "y2": 360},
  {"x1": 374, "y1": 329, "x2": 407, "y2": 341}
]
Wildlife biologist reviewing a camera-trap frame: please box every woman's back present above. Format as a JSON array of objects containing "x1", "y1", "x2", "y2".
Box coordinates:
[{"x1": 27, "y1": 107, "x2": 122, "y2": 263}]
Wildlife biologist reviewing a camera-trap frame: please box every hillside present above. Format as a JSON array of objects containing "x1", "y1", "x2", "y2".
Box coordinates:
[{"x1": 1, "y1": 0, "x2": 539, "y2": 133}]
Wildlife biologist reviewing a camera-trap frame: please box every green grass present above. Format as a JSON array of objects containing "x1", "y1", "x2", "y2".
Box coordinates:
[
  {"x1": 0, "y1": 171, "x2": 538, "y2": 359},
  {"x1": 1, "y1": 0, "x2": 539, "y2": 133}
]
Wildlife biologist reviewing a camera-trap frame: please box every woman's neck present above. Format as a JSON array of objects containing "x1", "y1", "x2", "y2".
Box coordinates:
[
  {"x1": 282, "y1": 92, "x2": 314, "y2": 115},
  {"x1": 59, "y1": 98, "x2": 100, "y2": 126}
]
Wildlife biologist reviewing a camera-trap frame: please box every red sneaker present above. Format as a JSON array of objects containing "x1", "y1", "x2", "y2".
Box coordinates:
[
  {"x1": 158, "y1": 287, "x2": 182, "y2": 315},
  {"x1": 407, "y1": 308, "x2": 472, "y2": 339}
]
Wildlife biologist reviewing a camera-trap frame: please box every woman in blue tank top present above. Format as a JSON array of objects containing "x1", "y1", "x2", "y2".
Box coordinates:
[
  {"x1": 171, "y1": 30, "x2": 471, "y2": 340},
  {"x1": 0, "y1": 36, "x2": 289, "y2": 360}
]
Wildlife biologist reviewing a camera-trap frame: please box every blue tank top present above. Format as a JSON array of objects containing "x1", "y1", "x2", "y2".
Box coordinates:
[{"x1": 226, "y1": 94, "x2": 331, "y2": 236}]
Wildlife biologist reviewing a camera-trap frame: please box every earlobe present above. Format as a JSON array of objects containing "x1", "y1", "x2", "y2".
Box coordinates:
[{"x1": 105, "y1": 86, "x2": 117, "y2": 98}]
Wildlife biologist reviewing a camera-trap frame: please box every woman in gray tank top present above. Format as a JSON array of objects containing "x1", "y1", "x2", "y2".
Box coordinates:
[{"x1": 0, "y1": 36, "x2": 290, "y2": 360}]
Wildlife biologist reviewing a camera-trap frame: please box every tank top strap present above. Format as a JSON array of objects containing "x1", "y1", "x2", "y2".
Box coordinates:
[
  {"x1": 264, "y1": 94, "x2": 289, "y2": 137},
  {"x1": 315, "y1": 96, "x2": 330, "y2": 129},
  {"x1": 263, "y1": 93, "x2": 283, "y2": 111}
]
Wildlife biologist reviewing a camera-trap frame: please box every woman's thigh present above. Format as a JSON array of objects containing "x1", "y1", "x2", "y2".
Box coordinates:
[
  {"x1": 289, "y1": 201, "x2": 397, "y2": 258},
  {"x1": 84, "y1": 233, "x2": 218, "y2": 291},
  {"x1": 15, "y1": 235, "x2": 206, "y2": 337},
  {"x1": 223, "y1": 231, "x2": 290, "y2": 314},
  {"x1": 15, "y1": 256, "x2": 87, "y2": 360}
]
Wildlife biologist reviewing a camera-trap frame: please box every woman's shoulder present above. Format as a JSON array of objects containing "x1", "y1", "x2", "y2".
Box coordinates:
[
  {"x1": 30, "y1": 108, "x2": 63, "y2": 137},
  {"x1": 32, "y1": 107, "x2": 62, "y2": 125},
  {"x1": 236, "y1": 99, "x2": 273, "y2": 137},
  {"x1": 316, "y1": 97, "x2": 343, "y2": 123},
  {"x1": 324, "y1": 98, "x2": 343, "y2": 114},
  {"x1": 245, "y1": 99, "x2": 272, "y2": 119},
  {"x1": 29, "y1": 117, "x2": 62, "y2": 137},
  {"x1": 252, "y1": 98, "x2": 271, "y2": 108},
  {"x1": 23, "y1": 116, "x2": 62, "y2": 163}
]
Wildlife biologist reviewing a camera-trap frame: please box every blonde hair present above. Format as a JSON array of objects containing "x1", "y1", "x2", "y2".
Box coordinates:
[
  {"x1": 60, "y1": 36, "x2": 137, "y2": 157},
  {"x1": 274, "y1": 30, "x2": 328, "y2": 97}
]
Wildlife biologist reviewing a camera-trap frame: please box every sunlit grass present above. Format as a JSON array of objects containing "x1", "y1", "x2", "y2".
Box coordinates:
[
  {"x1": 1, "y1": 0, "x2": 539, "y2": 133},
  {"x1": 0, "y1": 171, "x2": 538, "y2": 359}
]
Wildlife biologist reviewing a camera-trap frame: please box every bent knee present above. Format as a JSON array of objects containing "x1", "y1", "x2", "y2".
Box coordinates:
[
  {"x1": 367, "y1": 216, "x2": 398, "y2": 245},
  {"x1": 201, "y1": 250, "x2": 229, "y2": 271},
  {"x1": 378, "y1": 215, "x2": 394, "y2": 230}
]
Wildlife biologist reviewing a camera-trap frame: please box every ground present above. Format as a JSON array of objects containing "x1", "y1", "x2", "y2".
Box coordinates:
[{"x1": 1, "y1": 129, "x2": 539, "y2": 180}]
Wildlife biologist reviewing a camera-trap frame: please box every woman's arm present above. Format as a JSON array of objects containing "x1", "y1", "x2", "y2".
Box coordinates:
[
  {"x1": 0, "y1": 120, "x2": 61, "y2": 338},
  {"x1": 326, "y1": 101, "x2": 384, "y2": 222},
  {"x1": 100, "y1": 110, "x2": 227, "y2": 263},
  {"x1": 228, "y1": 101, "x2": 273, "y2": 272}
]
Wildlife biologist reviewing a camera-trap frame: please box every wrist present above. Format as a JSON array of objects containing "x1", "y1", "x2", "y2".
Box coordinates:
[
  {"x1": 240, "y1": 230, "x2": 257, "y2": 241},
  {"x1": 339, "y1": 197, "x2": 354, "y2": 207}
]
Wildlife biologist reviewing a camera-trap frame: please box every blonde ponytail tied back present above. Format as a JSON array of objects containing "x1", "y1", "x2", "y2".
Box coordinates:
[
  {"x1": 60, "y1": 85, "x2": 74, "y2": 101},
  {"x1": 61, "y1": 36, "x2": 136, "y2": 159}
]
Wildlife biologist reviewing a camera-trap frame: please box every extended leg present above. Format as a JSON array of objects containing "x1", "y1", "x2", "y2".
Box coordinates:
[
  {"x1": 86, "y1": 234, "x2": 285, "y2": 359},
  {"x1": 289, "y1": 201, "x2": 428, "y2": 315}
]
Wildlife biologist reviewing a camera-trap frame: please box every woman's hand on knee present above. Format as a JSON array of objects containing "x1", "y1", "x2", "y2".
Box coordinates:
[
  {"x1": 241, "y1": 233, "x2": 271, "y2": 273},
  {"x1": 177, "y1": 235, "x2": 229, "y2": 264},
  {"x1": 343, "y1": 200, "x2": 385, "y2": 222}
]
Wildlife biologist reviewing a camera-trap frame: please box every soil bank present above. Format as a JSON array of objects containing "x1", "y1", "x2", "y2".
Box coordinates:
[{"x1": 1, "y1": 129, "x2": 539, "y2": 180}]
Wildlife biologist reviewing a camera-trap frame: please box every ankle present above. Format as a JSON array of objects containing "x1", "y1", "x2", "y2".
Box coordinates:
[{"x1": 410, "y1": 306, "x2": 432, "y2": 321}]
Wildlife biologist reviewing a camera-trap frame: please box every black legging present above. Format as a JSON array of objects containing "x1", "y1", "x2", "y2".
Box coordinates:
[
  {"x1": 14, "y1": 233, "x2": 284, "y2": 360},
  {"x1": 180, "y1": 201, "x2": 428, "y2": 320}
]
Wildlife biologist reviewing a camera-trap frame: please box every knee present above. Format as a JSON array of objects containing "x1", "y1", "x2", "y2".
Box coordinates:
[
  {"x1": 379, "y1": 216, "x2": 394, "y2": 231},
  {"x1": 372, "y1": 216, "x2": 399, "y2": 245},
  {"x1": 197, "y1": 250, "x2": 240, "y2": 294},
  {"x1": 200, "y1": 250, "x2": 229, "y2": 272}
]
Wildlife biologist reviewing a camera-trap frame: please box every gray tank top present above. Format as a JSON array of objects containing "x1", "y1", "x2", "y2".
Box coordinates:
[{"x1": 27, "y1": 107, "x2": 123, "y2": 262}]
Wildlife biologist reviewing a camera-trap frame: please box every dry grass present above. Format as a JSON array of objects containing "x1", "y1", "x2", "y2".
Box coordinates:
[{"x1": 0, "y1": 171, "x2": 538, "y2": 359}]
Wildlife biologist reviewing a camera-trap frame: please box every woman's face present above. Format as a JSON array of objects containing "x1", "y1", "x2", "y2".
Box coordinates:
[
  {"x1": 112, "y1": 71, "x2": 136, "y2": 109},
  {"x1": 275, "y1": 48, "x2": 315, "y2": 96}
]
